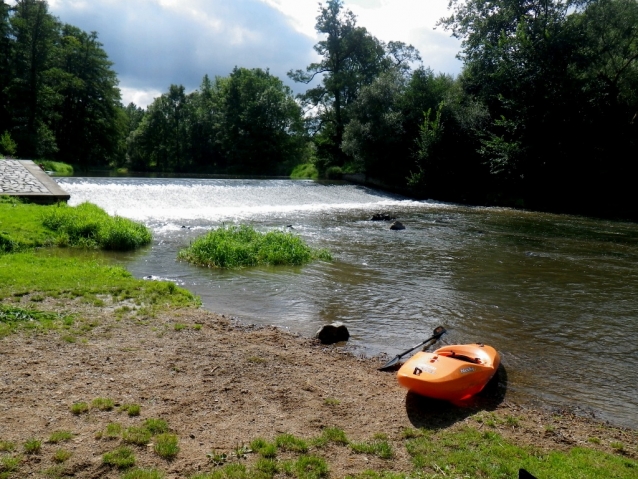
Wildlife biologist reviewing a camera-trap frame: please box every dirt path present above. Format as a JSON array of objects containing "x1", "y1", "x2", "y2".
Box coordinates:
[{"x1": 1, "y1": 304, "x2": 636, "y2": 478}]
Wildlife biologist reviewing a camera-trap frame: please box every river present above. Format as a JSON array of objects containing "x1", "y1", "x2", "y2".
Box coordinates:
[{"x1": 57, "y1": 176, "x2": 638, "y2": 428}]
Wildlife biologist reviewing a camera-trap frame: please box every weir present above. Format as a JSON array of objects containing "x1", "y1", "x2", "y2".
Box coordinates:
[{"x1": 0, "y1": 160, "x2": 70, "y2": 203}]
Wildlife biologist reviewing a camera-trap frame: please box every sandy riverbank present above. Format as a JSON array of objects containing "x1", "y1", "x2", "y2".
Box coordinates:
[{"x1": 1, "y1": 301, "x2": 636, "y2": 478}]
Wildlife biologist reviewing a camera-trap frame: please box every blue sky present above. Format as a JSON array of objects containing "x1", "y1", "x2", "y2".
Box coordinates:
[{"x1": 42, "y1": 0, "x2": 462, "y2": 107}]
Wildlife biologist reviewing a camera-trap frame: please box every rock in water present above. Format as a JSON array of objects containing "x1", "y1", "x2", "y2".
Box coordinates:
[
  {"x1": 315, "y1": 322, "x2": 350, "y2": 344},
  {"x1": 389, "y1": 221, "x2": 405, "y2": 230},
  {"x1": 370, "y1": 213, "x2": 396, "y2": 221}
]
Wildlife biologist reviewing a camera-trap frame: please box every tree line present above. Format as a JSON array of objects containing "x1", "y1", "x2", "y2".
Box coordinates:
[{"x1": 1, "y1": 0, "x2": 636, "y2": 218}]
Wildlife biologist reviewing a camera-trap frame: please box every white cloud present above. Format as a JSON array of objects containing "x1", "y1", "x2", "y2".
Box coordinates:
[{"x1": 39, "y1": 0, "x2": 462, "y2": 107}]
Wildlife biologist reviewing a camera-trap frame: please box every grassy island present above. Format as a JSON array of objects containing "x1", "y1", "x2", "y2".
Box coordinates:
[{"x1": 177, "y1": 225, "x2": 331, "y2": 268}]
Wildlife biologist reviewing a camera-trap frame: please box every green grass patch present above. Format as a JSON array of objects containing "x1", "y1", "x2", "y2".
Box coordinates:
[
  {"x1": 23, "y1": 438, "x2": 41, "y2": 454},
  {"x1": 177, "y1": 225, "x2": 331, "y2": 269},
  {"x1": 121, "y1": 403, "x2": 141, "y2": 416},
  {"x1": 345, "y1": 471, "x2": 407, "y2": 479},
  {"x1": 52, "y1": 449, "x2": 72, "y2": 463},
  {"x1": 350, "y1": 435, "x2": 393, "y2": 459},
  {"x1": 153, "y1": 433, "x2": 179, "y2": 459},
  {"x1": 0, "y1": 455, "x2": 22, "y2": 474},
  {"x1": 144, "y1": 418, "x2": 169, "y2": 435},
  {"x1": 250, "y1": 438, "x2": 277, "y2": 458},
  {"x1": 0, "y1": 197, "x2": 55, "y2": 251},
  {"x1": 0, "y1": 251, "x2": 200, "y2": 308},
  {"x1": 123, "y1": 427, "x2": 152, "y2": 446},
  {"x1": 103, "y1": 446, "x2": 136, "y2": 469},
  {"x1": 405, "y1": 426, "x2": 638, "y2": 478},
  {"x1": 293, "y1": 455, "x2": 329, "y2": 479},
  {"x1": 47, "y1": 431, "x2": 73, "y2": 444},
  {"x1": 42, "y1": 202, "x2": 151, "y2": 251},
  {"x1": 70, "y1": 402, "x2": 89, "y2": 415},
  {"x1": 91, "y1": 397, "x2": 115, "y2": 411},
  {"x1": 37, "y1": 160, "x2": 73, "y2": 176},
  {"x1": 0, "y1": 441, "x2": 16, "y2": 452},
  {"x1": 105, "y1": 422, "x2": 122, "y2": 438},
  {"x1": 0, "y1": 304, "x2": 76, "y2": 338},
  {"x1": 290, "y1": 163, "x2": 319, "y2": 179},
  {"x1": 122, "y1": 468, "x2": 165, "y2": 479},
  {"x1": 275, "y1": 433, "x2": 308, "y2": 453}
]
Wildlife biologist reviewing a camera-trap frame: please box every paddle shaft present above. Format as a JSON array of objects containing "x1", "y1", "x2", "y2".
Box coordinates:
[{"x1": 379, "y1": 326, "x2": 446, "y2": 370}]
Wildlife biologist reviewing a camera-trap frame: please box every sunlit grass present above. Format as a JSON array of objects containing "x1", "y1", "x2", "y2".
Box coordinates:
[
  {"x1": 177, "y1": 225, "x2": 331, "y2": 269},
  {"x1": 42, "y1": 202, "x2": 151, "y2": 250}
]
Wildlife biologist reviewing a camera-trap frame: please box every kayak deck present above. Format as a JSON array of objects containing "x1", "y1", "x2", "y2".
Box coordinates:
[{"x1": 397, "y1": 343, "x2": 500, "y2": 402}]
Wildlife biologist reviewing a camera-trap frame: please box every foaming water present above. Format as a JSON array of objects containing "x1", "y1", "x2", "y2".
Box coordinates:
[{"x1": 58, "y1": 177, "x2": 638, "y2": 428}]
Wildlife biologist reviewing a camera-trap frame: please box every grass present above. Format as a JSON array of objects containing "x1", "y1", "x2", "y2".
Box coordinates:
[
  {"x1": 294, "y1": 455, "x2": 329, "y2": 479},
  {"x1": 405, "y1": 426, "x2": 638, "y2": 478},
  {"x1": 0, "y1": 455, "x2": 21, "y2": 473},
  {"x1": 70, "y1": 402, "x2": 89, "y2": 415},
  {"x1": 290, "y1": 163, "x2": 319, "y2": 179},
  {"x1": 0, "y1": 251, "x2": 199, "y2": 308},
  {"x1": 0, "y1": 441, "x2": 16, "y2": 452},
  {"x1": 91, "y1": 397, "x2": 115, "y2": 411},
  {"x1": 153, "y1": 433, "x2": 179, "y2": 459},
  {"x1": 121, "y1": 403, "x2": 141, "y2": 416},
  {"x1": 250, "y1": 438, "x2": 277, "y2": 458},
  {"x1": 105, "y1": 422, "x2": 122, "y2": 438},
  {"x1": 275, "y1": 433, "x2": 309, "y2": 453},
  {"x1": 47, "y1": 431, "x2": 73, "y2": 443},
  {"x1": 323, "y1": 397, "x2": 340, "y2": 406},
  {"x1": 37, "y1": 160, "x2": 73, "y2": 176},
  {"x1": 350, "y1": 434, "x2": 393, "y2": 459},
  {"x1": 123, "y1": 427, "x2": 152, "y2": 446},
  {"x1": 52, "y1": 449, "x2": 72, "y2": 463},
  {"x1": 42, "y1": 202, "x2": 152, "y2": 251},
  {"x1": 122, "y1": 469, "x2": 165, "y2": 479},
  {"x1": 177, "y1": 225, "x2": 331, "y2": 269},
  {"x1": 144, "y1": 418, "x2": 169, "y2": 435},
  {"x1": 23, "y1": 438, "x2": 41, "y2": 454},
  {"x1": 0, "y1": 197, "x2": 55, "y2": 251},
  {"x1": 103, "y1": 446, "x2": 136, "y2": 469},
  {"x1": 0, "y1": 304, "x2": 76, "y2": 338}
]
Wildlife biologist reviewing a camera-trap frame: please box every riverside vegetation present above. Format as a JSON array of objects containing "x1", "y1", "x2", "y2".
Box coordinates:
[
  {"x1": 2, "y1": 1, "x2": 637, "y2": 219},
  {"x1": 0, "y1": 196, "x2": 637, "y2": 477},
  {"x1": 177, "y1": 225, "x2": 332, "y2": 269}
]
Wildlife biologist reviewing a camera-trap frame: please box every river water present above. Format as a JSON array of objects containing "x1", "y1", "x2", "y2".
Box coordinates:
[{"x1": 57, "y1": 177, "x2": 638, "y2": 428}]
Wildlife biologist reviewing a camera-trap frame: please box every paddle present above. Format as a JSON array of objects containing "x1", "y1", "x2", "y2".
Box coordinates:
[{"x1": 378, "y1": 326, "x2": 447, "y2": 371}]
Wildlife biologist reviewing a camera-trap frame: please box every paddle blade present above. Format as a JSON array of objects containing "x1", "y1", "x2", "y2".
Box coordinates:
[{"x1": 378, "y1": 354, "x2": 402, "y2": 371}]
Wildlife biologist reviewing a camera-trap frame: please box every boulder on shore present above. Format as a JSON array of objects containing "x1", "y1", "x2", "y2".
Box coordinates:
[
  {"x1": 389, "y1": 221, "x2": 406, "y2": 230},
  {"x1": 315, "y1": 322, "x2": 350, "y2": 344}
]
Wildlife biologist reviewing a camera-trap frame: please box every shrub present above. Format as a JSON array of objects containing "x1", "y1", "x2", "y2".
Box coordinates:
[
  {"x1": 178, "y1": 225, "x2": 331, "y2": 269},
  {"x1": 324, "y1": 166, "x2": 343, "y2": 179},
  {"x1": 290, "y1": 163, "x2": 319, "y2": 179}
]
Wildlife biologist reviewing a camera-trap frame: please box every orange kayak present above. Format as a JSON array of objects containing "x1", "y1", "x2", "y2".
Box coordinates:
[{"x1": 397, "y1": 343, "x2": 500, "y2": 402}]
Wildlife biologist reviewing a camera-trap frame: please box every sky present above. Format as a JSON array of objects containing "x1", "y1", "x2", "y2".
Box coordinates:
[{"x1": 39, "y1": 0, "x2": 462, "y2": 107}]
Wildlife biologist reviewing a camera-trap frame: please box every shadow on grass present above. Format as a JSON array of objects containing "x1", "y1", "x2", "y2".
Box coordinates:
[{"x1": 405, "y1": 363, "x2": 508, "y2": 430}]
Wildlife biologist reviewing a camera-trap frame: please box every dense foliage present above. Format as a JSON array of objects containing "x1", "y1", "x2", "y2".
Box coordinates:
[{"x1": 1, "y1": 0, "x2": 636, "y2": 218}]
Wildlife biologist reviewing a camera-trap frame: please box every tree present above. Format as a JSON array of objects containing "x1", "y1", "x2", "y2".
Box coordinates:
[
  {"x1": 8, "y1": 0, "x2": 60, "y2": 157},
  {"x1": 289, "y1": 1, "x2": 396, "y2": 168},
  {"x1": 0, "y1": 2, "x2": 12, "y2": 135},
  {"x1": 217, "y1": 67, "x2": 305, "y2": 174},
  {"x1": 50, "y1": 25, "x2": 124, "y2": 168}
]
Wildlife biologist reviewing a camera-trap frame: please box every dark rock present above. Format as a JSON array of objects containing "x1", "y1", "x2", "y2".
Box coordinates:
[
  {"x1": 389, "y1": 221, "x2": 405, "y2": 230},
  {"x1": 315, "y1": 322, "x2": 350, "y2": 344},
  {"x1": 370, "y1": 213, "x2": 396, "y2": 221}
]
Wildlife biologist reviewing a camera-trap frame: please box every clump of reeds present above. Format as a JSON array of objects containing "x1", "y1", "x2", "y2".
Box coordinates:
[
  {"x1": 177, "y1": 225, "x2": 331, "y2": 269},
  {"x1": 42, "y1": 202, "x2": 151, "y2": 251}
]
